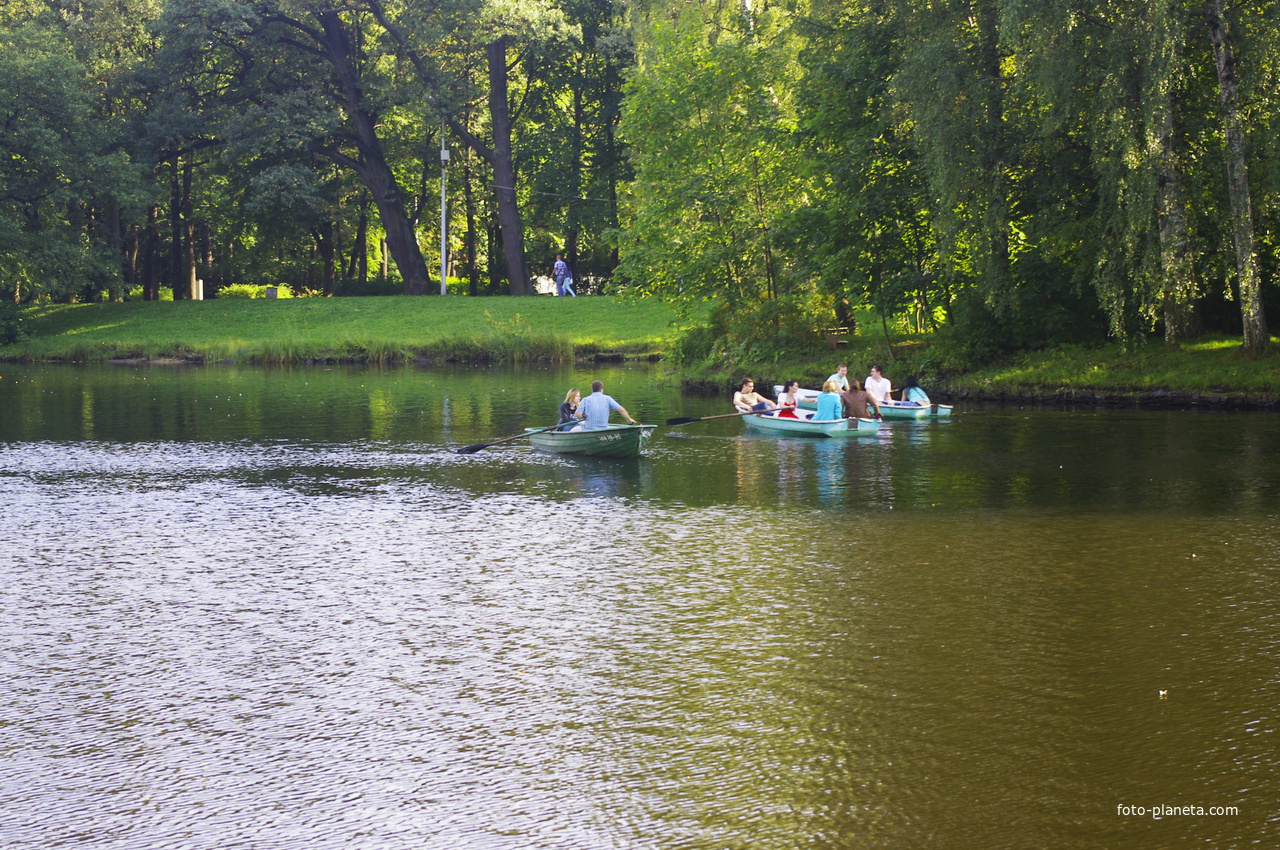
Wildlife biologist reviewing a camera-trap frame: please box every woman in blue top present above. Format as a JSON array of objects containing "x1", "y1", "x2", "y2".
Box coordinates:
[
  {"x1": 814, "y1": 380, "x2": 843, "y2": 420},
  {"x1": 901, "y1": 376, "x2": 930, "y2": 405}
]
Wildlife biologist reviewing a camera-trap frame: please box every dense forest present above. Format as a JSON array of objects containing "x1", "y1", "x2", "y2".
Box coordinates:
[{"x1": 2, "y1": 0, "x2": 1278, "y2": 357}]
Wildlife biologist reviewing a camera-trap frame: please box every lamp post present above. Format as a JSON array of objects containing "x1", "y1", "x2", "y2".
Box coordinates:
[{"x1": 440, "y1": 130, "x2": 449, "y2": 296}]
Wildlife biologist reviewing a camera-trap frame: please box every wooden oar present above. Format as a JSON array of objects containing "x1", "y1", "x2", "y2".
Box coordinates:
[
  {"x1": 665, "y1": 409, "x2": 777, "y2": 426},
  {"x1": 455, "y1": 422, "x2": 566, "y2": 454}
]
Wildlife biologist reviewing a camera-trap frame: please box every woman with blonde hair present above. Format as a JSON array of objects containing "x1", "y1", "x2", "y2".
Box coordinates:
[
  {"x1": 558, "y1": 387, "x2": 581, "y2": 428},
  {"x1": 815, "y1": 380, "x2": 843, "y2": 420}
]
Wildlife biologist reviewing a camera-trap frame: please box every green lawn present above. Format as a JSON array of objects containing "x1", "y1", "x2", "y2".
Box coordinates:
[
  {"x1": 5, "y1": 296, "x2": 1278, "y2": 401},
  {"x1": 3, "y1": 296, "x2": 685, "y2": 363},
  {"x1": 951, "y1": 337, "x2": 1280, "y2": 397}
]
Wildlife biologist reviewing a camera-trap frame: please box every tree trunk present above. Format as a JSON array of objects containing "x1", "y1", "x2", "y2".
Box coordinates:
[
  {"x1": 487, "y1": 216, "x2": 503, "y2": 294},
  {"x1": 973, "y1": 0, "x2": 1012, "y2": 300},
  {"x1": 182, "y1": 159, "x2": 199, "y2": 300},
  {"x1": 488, "y1": 38, "x2": 531, "y2": 295},
  {"x1": 348, "y1": 191, "x2": 369, "y2": 287},
  {"x1": 1206, "y1": 0, "x2": 1269, "y2": 353},
  {"x1": 108, "y1": 201, "x2": 127, "y2": 301},
  {"x1": 316, "y1": 221, "x2": 337, "y2": 295},
  {"x1": 1156, "y1": 109, "x2": 1198, "y2": 347},
  {"x1": 316, "y1": 11, "x2": 431, "y2": 296},
  {"x1": 464, "y1": 152, "x2": 480, "y2": 297},
  {"x1": 200, "y1": 221, "x2": 215, "y2": 294},
  {"x1": 143, "y1": 205, "x2": 160, "y2": 301},
  {"x1": 367, "y1": 3, "x2": 532, "y2": 296},
  {"x1": 566, "y1": 67, "x2": 584, "y2": 282},
  {"x1": 169, "y1": 160, "x2": 184, "y2": 300}
]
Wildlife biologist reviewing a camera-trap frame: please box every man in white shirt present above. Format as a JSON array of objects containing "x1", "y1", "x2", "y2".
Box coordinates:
[
  {"x1": 825, "y1": 364, "x2": 850, "y2": 391},
  {"x1": 865, "y1": 365, "x2": 893, "y2": 404}
]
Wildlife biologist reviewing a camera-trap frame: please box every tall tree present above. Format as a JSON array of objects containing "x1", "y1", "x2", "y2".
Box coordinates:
[
  {"x1": 1011, "y1": 0, "x2": 1203, "y2": 345},
  {"x1": 0, "y1": 22, "x2": 144, "y2": 302},
  {"x1": 1205, "y1": 0, "x2": 1269, "y2": 352},
  {"x1": 791, "y1": 0, "x2": 943, "y2": 335},
  {"x1": 519, "y1": 0, "x2": 634, "y2": 284},
  {"x1": 157, "y1": 0, "x2": 434, "y2": 295},
  {"x1": 617, "y1": 0, "x2": 804, "y2": 305},
  {"x1": 368, "y1": 0, "x2": 576, "y2": 296},
  {"x1": 891, "y1": 0, "x2": 1014, "y2": 309}
]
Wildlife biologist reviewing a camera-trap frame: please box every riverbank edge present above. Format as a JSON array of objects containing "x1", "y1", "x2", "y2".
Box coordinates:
[
  {"x1": 5, "y1": 301, "x2": 1276, "y2": 411},
  {"x1": 17, "y1": 350, "x2": 1271, "y2": 412},
  {"x1": 74, "y1": 350, "x2": 667, "y2": 367}
]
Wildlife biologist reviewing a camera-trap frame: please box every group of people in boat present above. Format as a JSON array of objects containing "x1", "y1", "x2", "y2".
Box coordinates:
[
  {"x1": 557, "y1": 381, "x2": 638, "y2": 431},
  {"x1": 732, "y1": 364, "x2": 932, "y2": 422},
  {"x1": 549, "y1": 365, "x2": 931, "y2": 432}
]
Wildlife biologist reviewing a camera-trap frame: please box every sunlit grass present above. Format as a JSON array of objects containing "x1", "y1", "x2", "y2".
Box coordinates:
[
  {"x1": 2, "y1": 296, "x2": 679, "y2": 364},
  {"x1": 950, "y1": 336, "x2": 1280, "y2": 396}
]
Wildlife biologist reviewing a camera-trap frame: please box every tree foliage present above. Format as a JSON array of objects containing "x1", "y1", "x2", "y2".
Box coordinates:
[
  {"x1": 618, "y1": 0, "x2": 805, "y2": 304},
  {"x1": 2, "y1": 0, "x2": 1279, "y2": 361},
  {"x1": 618, "y1": 0, "x2": 1278, "y2": 358}
]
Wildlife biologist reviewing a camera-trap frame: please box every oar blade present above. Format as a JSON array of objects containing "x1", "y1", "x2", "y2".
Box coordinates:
[
  {"x1": 665, "y1": 417, "x2": 698, "y2": 426},
  {"x1": 454, "y1": 443, "x2": 489, "y2": 454}
]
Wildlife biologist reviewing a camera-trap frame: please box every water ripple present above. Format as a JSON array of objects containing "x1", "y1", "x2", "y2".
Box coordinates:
[{"x1": 3, "y1": 438, "x2": 1279, "y2": 848}]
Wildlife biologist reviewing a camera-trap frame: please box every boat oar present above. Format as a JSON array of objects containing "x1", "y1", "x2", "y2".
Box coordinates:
[
  {"x1": 455, "y1": 422, "x2": 566, "y2": 454},
  {"x1": 665, "y1": 409, "x2": 776, "y2": 426}
]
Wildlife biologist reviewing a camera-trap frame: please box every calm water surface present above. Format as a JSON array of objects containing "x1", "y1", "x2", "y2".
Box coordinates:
[{"x1": 1, "y1": 364, "x2": 1277, "y2": 849}]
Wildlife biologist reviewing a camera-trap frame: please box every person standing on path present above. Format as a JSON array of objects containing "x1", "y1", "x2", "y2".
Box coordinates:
[
  {"x1": 561, "y1": 262, "x2": 576, "y2": 297},
  {"x1": 552, "y1": 254, "x2": 568, "y2": 296}
]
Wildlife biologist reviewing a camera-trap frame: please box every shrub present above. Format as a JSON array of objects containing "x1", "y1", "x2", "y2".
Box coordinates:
[
  {"x1": 125, "y1": 286, "x2": 174, "y2": 301},
  {"x1": 669, "y1": 296, "x2": 829, "y2": 367},
  {"x1": 0, "y1": 301, "x2": 24, "y2": 345},
  {"x1": 215, "y1": 284, "x2": 295, "y2": 299}
]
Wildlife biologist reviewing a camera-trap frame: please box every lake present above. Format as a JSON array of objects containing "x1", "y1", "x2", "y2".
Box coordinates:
[{"x1": 1, "y1": 363, "x2": 1277, "y2": 849}]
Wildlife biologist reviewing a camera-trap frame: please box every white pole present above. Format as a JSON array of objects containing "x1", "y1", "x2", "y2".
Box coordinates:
[{"x1": 440, "y1": 127, "x2": 449, "y2": 296}]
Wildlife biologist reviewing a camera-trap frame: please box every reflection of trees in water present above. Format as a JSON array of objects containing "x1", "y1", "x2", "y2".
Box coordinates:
[
  {"x1": 16, "y1": 366, "x2": 1280, "y2": 519},
  {"x1": 732, "y1": 433, "x2": 771, "y2": 499}
]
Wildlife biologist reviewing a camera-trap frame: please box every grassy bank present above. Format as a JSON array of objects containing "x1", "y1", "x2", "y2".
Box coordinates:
[
  {"x1": 678, "y1": 333, "x2": 1280, "y2": 407},
  {"x1": 1, "y1": 296, "x2": 682, "y2": 364},
  {"x1": 4, "y1": 297, "x2": 1277, "y2": 405}
]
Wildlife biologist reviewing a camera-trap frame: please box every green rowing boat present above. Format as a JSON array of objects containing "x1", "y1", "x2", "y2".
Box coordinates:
[{"x1": 525, "y1": 423, "x2": 656, "y2": 457}]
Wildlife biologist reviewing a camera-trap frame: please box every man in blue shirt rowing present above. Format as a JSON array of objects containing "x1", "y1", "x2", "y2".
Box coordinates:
[{"x1": 572, "y1": 380, "x2": 638, "y2": 431}]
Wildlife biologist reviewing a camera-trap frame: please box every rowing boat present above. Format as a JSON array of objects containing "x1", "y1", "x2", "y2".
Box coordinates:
[
  {"x1": 742, "y1": 409, "x2": 879, "y2": 437},
  {"x1": 773, "y1": 386, "x2": 952, "y2": 419},
  {"x1": 525, "y1": 423, "x2": 656, "y2": 457}
]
